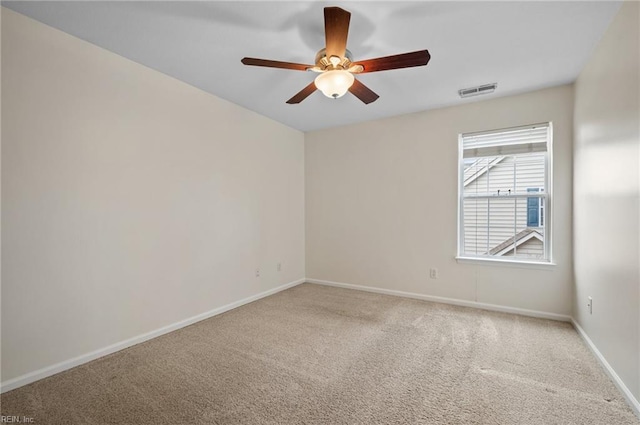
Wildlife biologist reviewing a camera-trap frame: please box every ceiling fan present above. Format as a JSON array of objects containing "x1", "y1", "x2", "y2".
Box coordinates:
[{"x1": 241, "y1": 6, "x2": 431, "y2": 105}]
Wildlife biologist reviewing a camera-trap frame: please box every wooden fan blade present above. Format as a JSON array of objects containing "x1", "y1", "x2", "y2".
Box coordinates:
[
  {"x1": 352, "y1": 50, "x2": 431, "y2": 73},
  {"x1": 286, "y1": 81, "x2": 317, "y2": 104},
  {"x1": 324, "y1": 7, "x2": 351, "y2": 59},
  {"x1": 241, "y1": 57, "x2": 313, "y2": 71},
  {"x1": 349, "y1": 79, "x2": 379, "y2": 104}
]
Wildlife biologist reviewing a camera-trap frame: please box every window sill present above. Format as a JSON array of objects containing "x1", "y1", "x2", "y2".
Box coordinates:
[{"x1": 455, "y1": 256, "x2": 556, "y2": 270}]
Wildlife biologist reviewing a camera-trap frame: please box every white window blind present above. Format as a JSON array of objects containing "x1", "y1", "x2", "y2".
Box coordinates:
[
  {"x1": 462, "y1": 124, "x2": 549, "y2": 158},
  {"x1": 458, "y1": 123, "x2": 552, "y2": 263}
]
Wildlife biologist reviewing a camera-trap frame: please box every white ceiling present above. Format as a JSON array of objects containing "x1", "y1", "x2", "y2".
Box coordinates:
[{"x1": 4, "y1": 1, "x2": 621, "y2": 132}]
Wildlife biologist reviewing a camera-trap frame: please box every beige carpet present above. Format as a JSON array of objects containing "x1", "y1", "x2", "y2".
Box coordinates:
[{"x1": 1, "y1": 283, "x2": 638, "y2": 424}]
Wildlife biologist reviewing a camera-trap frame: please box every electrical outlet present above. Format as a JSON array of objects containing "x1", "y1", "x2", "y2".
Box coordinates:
[
  {"x1": 277, "y1": 262, "x2": 282, "y2": 272},
  {"x1": 255, "y1": 268, "x2": 260, "y2": 278},
  {"x1": 587, "y1": 296, "x2": 592, "y2": 314},
  {"x1": 429, "y1": 268, "x2": 438, "y2": 279}
]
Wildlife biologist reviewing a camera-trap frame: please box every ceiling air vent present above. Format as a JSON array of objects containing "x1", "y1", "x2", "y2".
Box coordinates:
[{"x1": 458, "y1": 83, "x2": 497, "y2": 98}]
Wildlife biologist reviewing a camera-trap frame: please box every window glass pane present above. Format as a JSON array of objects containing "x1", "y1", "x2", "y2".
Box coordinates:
[
  {"x1": 459, "y1": 123, "x2": 550, "y2": 262},
  {"x1": 514, "y1": 153, "x2": 546, "y2": 193},
  {"x1": 463, "y1": 197, "x2": 519, "y2": 256},
  {"x1": 462, "y1": 196, "x2": 545, "y2": 260},
  {"x1": 463, "y1": 197, "x2": 489, "y2": 255}
]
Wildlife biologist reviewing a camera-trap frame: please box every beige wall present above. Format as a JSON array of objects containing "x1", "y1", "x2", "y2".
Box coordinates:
[
  {"x1": 573, "y1": 1, "x2": 640, "y2": 401},
  {"x1": 1, "y1": 9, "x2": 305, "y2": 382},
  {"x1": 306, "y1": 85, "x2": 574, "y2": 315}
]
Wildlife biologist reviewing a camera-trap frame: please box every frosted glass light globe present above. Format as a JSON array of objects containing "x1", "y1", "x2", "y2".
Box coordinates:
[{"x1": 314, "y1": 70, "x2": 355, "y2": 99}]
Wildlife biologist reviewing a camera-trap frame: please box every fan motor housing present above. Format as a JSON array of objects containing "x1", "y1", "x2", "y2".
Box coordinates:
[{"x1": 315, "y1": 48, "x2": 353, "y2": 70}]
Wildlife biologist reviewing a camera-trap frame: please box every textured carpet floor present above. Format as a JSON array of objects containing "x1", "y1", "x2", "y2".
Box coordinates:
[{"x1": 1, "y1": 283, "x2": 638, "y2": 424}]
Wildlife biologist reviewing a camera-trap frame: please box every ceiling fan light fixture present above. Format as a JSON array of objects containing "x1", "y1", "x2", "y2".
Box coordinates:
[
  {"x1": 314, "y1": 70, "x2": 354, "y2": 99},
  {"x1": 241, "y1": 7, "x2": 430, "y2": 104}
]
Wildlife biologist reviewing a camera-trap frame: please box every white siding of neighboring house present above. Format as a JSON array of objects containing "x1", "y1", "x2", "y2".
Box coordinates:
[
  {"x1": 462, "y1": 153, "x2": 545, "y2": 258},
  {"x1": 503, "y1": 237, "x2": 544, "y2": 258}
]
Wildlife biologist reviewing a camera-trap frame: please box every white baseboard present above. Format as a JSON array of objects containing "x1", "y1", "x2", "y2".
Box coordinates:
[
  {"x1": 0, "y1": 278, "x2": 305, "y2": 394},
  {"x1": 306, "y1": 278, "x2": 572, "y2": 322},
  {"x1": 571, "y1": 319, "x2": 640, "y2": 417}
]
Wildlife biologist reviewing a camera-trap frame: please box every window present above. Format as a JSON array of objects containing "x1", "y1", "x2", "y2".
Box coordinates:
[
  {"x1": 457, "y1": 123, "x2": 552, "y2": 263},
  {"x1": 526, "y1": 188, "x2": 544, "y2": 228}
]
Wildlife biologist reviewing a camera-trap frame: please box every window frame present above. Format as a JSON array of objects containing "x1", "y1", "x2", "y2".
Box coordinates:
[{"x1": 456, "y1": 122, "x2": 553, "y2": 265}]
